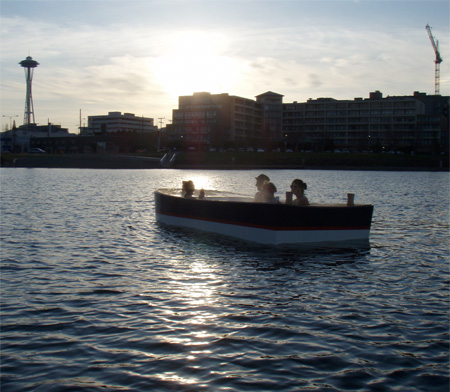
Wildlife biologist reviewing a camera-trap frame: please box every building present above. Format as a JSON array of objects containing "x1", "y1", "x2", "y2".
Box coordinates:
[
  {"x1": 168, "y1": 92, "x2": 263, "y2": 151},
  {"x1": 167, "y1": 90, "x2": 448, "y2": 153},
  {"x1": 0, "y1": 123, "x2": 71, "y2": 153},
  {"x1": 283, "y1": 91, "x2": 449, "y2": 153},
  {"x1": 1, "y1": 112, "x2": 161, "y2": 154},
  {"x1": 256, "y1": 91, "x2": 284, "y2": 145},
  {"x1": 83, "y1": 112, "x2": 157, "y2": 135}
]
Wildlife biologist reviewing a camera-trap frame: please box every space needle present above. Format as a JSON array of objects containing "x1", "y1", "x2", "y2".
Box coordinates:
[{"x1": 19, "y1": 56, "x2": 39, "y2": 126}]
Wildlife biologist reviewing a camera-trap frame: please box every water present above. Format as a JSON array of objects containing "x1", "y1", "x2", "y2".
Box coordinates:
[{"x1": 1, "y1": 168, "x2": 449, "y2": 392}]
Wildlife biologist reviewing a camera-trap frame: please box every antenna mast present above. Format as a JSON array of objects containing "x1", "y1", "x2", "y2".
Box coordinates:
[{"x1": 425, "y1": 24, "x2": 443, "y2": 95}]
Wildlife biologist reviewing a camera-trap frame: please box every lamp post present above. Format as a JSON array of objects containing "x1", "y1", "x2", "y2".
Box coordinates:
[
  {"x1": 3, "y1": 115, "x2": 18, "y2": 152},
  {"x1": 3, "y1": 115, "x2": 18, "y2": 130}
]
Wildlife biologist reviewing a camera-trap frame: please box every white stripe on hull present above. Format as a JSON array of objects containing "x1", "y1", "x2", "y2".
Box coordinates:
[{"x1": 156, "y1": 213, "x2": 370, "y2": 245}]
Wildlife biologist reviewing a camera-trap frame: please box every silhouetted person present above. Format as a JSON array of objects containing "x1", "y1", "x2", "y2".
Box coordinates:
[
  {"x1": 182, "y1": 180, "x2": 195, "y2": 198},
  {"x1": 254, "y1": 174, "x2": 270, "y2": 202},
  {"x1": 290, "y1": 179, "x2": 309, "y2": 206},
  {"x1": 261, "y1": 182, "x2": 279, "y2": 203}
]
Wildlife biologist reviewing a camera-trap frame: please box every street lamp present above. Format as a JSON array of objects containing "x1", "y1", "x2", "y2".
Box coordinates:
[{"x1": 2, "y1": 115, "x2": 18, "y2": 130}]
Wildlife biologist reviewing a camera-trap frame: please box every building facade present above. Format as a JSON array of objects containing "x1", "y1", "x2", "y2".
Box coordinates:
[
  {"x1": 84, "y1": 112, "x2": 157, "y2": 135},
  {"x1": 167, "y1": 91, "x2": 448, "y2": 153},
  {"x1": 283, "y1": 91, "x2": 449, "y2": 153},
  {"x1": 256, "y1": 91, "x2": 284, "y2": 145},
  {"x1": 0, "y1": 123, "x2": 70, "y2": 153},
  {"x1": 168, "y1": 92, "x2": 263, "y2": 150}
]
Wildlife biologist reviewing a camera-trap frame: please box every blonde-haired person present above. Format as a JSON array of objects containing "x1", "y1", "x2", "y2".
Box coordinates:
[
  {"x1": 290, "y1": 179, "x2": 309, "y2": 206},
  {"x1": 182, "y1": 180, "x2": 195, "y2": 198},
  {"x1": 262, "y1": 182, "x2": 280, "y2": 204}
]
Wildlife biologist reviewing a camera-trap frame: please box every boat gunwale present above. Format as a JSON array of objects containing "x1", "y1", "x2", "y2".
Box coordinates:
[{"x1": 154, "y1": 188, "x2": 373, "y2": 208}]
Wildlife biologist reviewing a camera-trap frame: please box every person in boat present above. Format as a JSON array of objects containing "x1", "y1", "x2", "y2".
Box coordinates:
[
  {"x1": 261, "y1": 182, "x2": 280, "y2": 203},
  {"x1": 254, "y1": 174, "x2": 270, "y2": 202},
  {"x1": 182, "y1": 180, "x2": 195, "y2": 198},
  {"x1": 290, "y1": 179, "x2": 309, "y2": 206}
]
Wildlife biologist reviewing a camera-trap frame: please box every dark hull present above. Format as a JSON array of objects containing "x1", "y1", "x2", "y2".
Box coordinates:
[{"x1": 155, "y1": 189, "x2": 373, "y2": 245}]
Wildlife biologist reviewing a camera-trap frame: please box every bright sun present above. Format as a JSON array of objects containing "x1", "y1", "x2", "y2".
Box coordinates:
[{"x1": 153, "y1": 31, "x2": 239, "y2": 96}]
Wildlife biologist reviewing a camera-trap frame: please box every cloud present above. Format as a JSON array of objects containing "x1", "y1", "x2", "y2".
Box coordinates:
[
  {"x1": 307, "y1": 74, "x2": 323, "y2": 89},
  {"x1": 1, "y1": 2, "x2": 449, "y2": 132}
]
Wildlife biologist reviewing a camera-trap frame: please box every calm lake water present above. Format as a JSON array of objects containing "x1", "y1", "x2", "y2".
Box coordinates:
[{"x1": 1, "y1": 168, "x2": 449, "y2": 392}]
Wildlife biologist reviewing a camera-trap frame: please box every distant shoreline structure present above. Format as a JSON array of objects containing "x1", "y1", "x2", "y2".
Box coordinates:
[{"x1": 1, "y1": 152, "x2": 448, "y2": 171}]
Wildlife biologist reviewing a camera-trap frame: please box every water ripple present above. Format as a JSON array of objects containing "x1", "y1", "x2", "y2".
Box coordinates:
[{"x1": 1, "y1": 169, "x2": 448, "y2": 391}]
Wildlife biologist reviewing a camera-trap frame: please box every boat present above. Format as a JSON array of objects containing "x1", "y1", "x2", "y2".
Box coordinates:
[{"x1": 154, "y1": 188, "x2": 374, "y2": 246}]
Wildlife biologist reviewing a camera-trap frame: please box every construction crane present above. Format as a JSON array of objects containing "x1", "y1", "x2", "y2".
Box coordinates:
[{"x1": 425, "y1": 24, "x2": 443, "y2": 95}]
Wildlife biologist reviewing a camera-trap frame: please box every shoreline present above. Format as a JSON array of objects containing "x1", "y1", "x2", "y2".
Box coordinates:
[{"x1": 1, "y1": 152, "x2": 448, "y2": 171}]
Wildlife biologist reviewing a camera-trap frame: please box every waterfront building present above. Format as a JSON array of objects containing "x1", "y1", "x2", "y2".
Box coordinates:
[
  {"x1": 168, "y1": 92, "x2": 262, "y2": 151},
  {"x1": 283, "y1": 91, "x2": 449, "y2": 153},
  {"x1": 256, "y1": 91, "x2": 284, "y2": 146},
  {"x1": 0, "y1": 123, "x2": 70, "y2": 153},
  {"x1": 168, "y1": 90, "x2": 448, "y2": 153},
  {"x1": 84, "y1": 112, "x2": 157, "y2": 135},
  {"x1": 2, "y1": 113, "x2": 160, "y2": 154}
]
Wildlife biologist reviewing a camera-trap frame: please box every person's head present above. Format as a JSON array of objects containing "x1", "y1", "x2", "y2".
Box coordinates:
[
  {"x1": 290, "y1": 179, "x2": 307, "y2": 196},
  {"x1": 182, "y1": 180, "x2": 195, "y2": 197},
  {"x1": 255, "y1": 174, "x2": 270, "y2": 190},
  {"x1": 262, "y1": 181, "x2": 277, "y2": 195}
]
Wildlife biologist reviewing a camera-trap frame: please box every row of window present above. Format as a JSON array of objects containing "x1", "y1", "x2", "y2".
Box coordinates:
[
  {"x1": 184, "y1": 135, "x2": 210, "y2": 142},
  {"x1": 418, "y1": 131, "x2": 441, "y2": 137},
  {"x1": 234, "y1": 114, "x2": 262, "y2": 122},
  {"x1": 234, "y1": 106, "x2": 261, "y2": 114},
  {"x1": 173, "y1": 111, "x2": 218, "y2": 119},
  {"x1": 285, "y1": 125, "x2": 413, "y2": 131},
  {"x1": 173, "y1": 118, "x2": 217, "y2": 125},
  {"x1": 283, "y1": 109, "x2": 418, "y2": 116},
  {"x1": 172, "y1": 126, "x2": 212, "y2": 133},
  {"x1": 286, "y1": 124, "x2": 420, "y2": 131},
  {"x1": 299, "y1": 132, "x2": 418, "y2": 139},
  {"x1": 288, "y1": 117, "x2": 417, "y2": 124},
  {"x1": 90, "y1": 123, "x2": 155, "y2": 129},
  {"x1": 418, "y1": 116, "x2": 441, "y2": 122},
  {"x1": 89, "y1": 119, "x2": 154, "y2": 126},
  {"x1": 287, "y1": 101, "x2": 418, "y2": 110},
  {"x1": 179, "y1": 104, "x2": 222, "y2": 110}
]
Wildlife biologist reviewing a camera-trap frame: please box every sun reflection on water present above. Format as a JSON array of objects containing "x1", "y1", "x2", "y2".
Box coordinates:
[
  {"x1": 152, "y1": 259, "x2": 223, "y2": 386},
  {"x1": 155, "y1": 373, "x2": 198, "y2": 385}
]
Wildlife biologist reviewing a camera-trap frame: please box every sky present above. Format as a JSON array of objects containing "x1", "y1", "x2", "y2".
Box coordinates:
[{"x1": 1, "y1": 0, "x2": 449, "y2": 133}]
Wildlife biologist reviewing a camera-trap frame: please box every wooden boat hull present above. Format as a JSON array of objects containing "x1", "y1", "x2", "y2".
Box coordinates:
[{"x1": 155, "y1": 189, "x2": 374, "y2": 245}]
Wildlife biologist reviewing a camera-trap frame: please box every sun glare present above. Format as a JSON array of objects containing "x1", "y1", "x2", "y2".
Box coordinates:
[
  {"x1": 189, "y1": 175, "x2": 212, "y2": 191},
  {"x1": 153, "y1": 31, "x2": 239, "y2": 96}
]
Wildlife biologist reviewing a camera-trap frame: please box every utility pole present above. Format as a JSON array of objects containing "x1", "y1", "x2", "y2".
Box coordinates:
[
  {"x1": 157, "y1": 118, "x2": 165, "y2": 151},
  {"x1": 426, "y1": 24, "x2": 443, "y2": 95}
]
